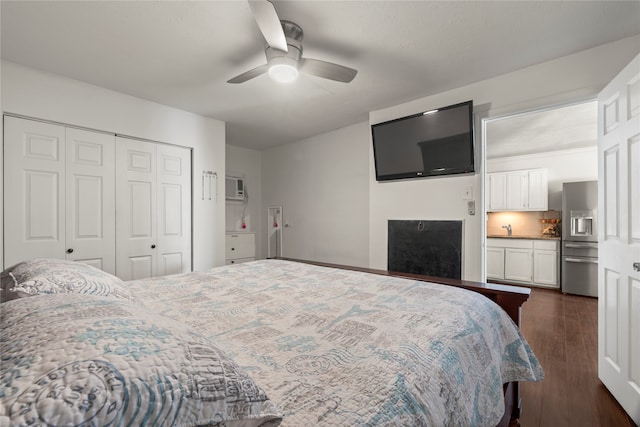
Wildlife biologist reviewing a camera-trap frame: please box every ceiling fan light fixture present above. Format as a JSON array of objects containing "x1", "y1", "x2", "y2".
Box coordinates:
[{"x1": 268, "y1": 57, "x2": 299, "y2": 83}]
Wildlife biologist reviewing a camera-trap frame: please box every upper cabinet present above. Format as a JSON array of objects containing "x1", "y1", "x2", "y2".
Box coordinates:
[
  {"x1": 526, "y1": 169, "x2": 549, "y2": 210},
  {"x1": 486, "y1": 168, "x2": 548, "y2": 212}
]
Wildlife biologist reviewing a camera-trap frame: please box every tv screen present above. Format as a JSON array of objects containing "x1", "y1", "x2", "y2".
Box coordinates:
[{"x1": 371, "y1": 100, "x2": 474, "y2": 181}]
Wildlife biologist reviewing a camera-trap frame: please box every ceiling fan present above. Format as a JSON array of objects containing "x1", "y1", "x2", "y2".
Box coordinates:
[{"x1": 228, "y1": 0, "x2": 358, "y2": 84}]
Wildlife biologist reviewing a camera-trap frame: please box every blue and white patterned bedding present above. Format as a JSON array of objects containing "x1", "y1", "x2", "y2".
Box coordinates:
[
  {"x1": 0, "y1": 294, "x2": 282, "y2": 427},
  {"x1": 127, "y1": 259, "x2": 543, "y2": 426}
]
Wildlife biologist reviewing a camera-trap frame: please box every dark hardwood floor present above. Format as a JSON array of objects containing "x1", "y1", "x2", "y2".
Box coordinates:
[{"x1": 518, "y1": 288, "x2": 636, "y2": 427}]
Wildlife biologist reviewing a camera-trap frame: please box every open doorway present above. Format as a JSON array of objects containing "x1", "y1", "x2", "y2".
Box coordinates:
[{"x1": 481, "y1": 100, "x2": 598, "y2": 290}]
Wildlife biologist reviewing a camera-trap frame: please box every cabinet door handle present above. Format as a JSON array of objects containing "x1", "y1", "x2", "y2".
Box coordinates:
[
  {"x1": 66, "y1": 248, "x2": 74, "y2": 254},
  {"x1": 633, "y1": 262, "x2": 640, "y2": 272},
  {"x1": 151, "y1": 244, "x2": 156, "y2": 249}
]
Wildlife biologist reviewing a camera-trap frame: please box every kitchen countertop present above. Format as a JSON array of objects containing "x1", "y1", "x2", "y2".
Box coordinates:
[{"x1": 487, "y1": 234, "x2": 561, "y2": 240}]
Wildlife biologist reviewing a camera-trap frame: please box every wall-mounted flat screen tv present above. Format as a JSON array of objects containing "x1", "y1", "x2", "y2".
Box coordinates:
[{"x1": 371, "y1": 100, "x2": 474, "y2": 181}]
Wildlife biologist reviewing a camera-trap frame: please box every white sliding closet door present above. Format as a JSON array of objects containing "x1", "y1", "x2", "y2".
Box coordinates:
[
  {"x1": 65, "y1": 128, "x2": 116, "y2": 272},
  {"x1": 115, "y1": 138, "x2": 157, "y2": 280},
  {"x1": 4, "y1": 117, "x2": 66, "y2": 266},
  {"x1": 115, "y1": 137, "x2": 191, "y2": 280},
  {"x1": 4, "y1": 116, "x2": 116, "y2": 273},
  {"x1": 156, "y1": 144, "x2": 191, "y2": 276}
]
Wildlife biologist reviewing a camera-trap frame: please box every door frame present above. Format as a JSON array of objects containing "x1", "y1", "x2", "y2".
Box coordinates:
[{"x1": 479, "y1": 98, "x2": 598, "y2": 282}]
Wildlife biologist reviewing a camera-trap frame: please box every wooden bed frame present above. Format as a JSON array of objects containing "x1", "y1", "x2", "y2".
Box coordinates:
[{"x1": 277, "y1": 257, "x2": 531, "y2": 427}]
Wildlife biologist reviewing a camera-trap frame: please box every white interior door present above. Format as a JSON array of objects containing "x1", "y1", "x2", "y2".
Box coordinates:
[
  {"x1": 598, "y1": 53, "x2": 640, "y2": 424},
  {"x1": 115, "y1": 137, "x2": 157, "y2": 280},
  {"x1": 4, "y1": 117, "x2": 66, "y2": 266},
  {"x1": 65, "y1": 128, "x2": 116, "y2": 274},
  {"x1": 156, "y1": 144, "x2": 191, "y2": 276}
]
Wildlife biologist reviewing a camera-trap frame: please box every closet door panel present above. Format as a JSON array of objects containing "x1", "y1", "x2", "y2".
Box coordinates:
[
  {"x1": 4, "y1": 117, "x2": 65, "y2": 266},
  {"x1": 65, "y1": 128, "x2": 116, "y2": 274},
  {"x1": 129, "y1": 255, "x2": 154, "y2": 280},
  {"x1": 160, "y1": 253, "x2": 184, "y2": 276},
  {"x1": 156, "y1": 144, "x2": 191, "y2": 276},
  {"x1": 115, "y1": 137, "x2": 157, "y2": 281}
]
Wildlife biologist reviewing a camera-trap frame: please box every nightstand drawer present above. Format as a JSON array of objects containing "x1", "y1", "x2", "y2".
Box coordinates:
[{"x1": 225, "y1": 233, "x2": 255, "y2": 259}]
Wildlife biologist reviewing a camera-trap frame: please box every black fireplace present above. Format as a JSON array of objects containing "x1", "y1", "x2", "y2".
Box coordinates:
[{"x1": 388, "y1": 220, "x2": 463, "y2": 280}]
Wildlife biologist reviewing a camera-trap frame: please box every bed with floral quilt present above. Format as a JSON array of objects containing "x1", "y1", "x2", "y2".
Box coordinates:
[{"x1": 0, "y1": 258, "x2": 543, "y2": 427}]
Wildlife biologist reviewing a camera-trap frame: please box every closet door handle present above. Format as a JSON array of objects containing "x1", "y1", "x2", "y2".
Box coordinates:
[
  {"x1": 66, "y1": 248, "x2": 74, "y2": 254},
  {"x1": 151, "y1": 244, "x2": 156, "y2": 249}
]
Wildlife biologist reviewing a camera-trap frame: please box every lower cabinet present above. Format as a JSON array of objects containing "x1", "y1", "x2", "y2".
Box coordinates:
[
  {"x1": 486, "y1": 247, "x2": 505, "y2": 280},
  {"x1": 225, "y1": 233, "x2": 256, "y2": 264},
  {"x1": 505, "y1": 248, "x2": 533, "y2": 282},
  {"x1": 533, "y1": 240, "x2": 559, "y2": 286},
  {"x1": 487, "y1": 238, "x2": 559, "y2": 288}
]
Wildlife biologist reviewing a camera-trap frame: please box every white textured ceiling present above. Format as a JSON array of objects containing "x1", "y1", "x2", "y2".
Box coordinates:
[
  {"x1": 485, "y1": 101, "x2": 598, "y2": 160},
  {"x1": 2, "y1": 1, "x2": 639, "y2": 151}
]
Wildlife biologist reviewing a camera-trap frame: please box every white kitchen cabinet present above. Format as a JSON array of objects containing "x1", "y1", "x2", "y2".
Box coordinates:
[
  {"x1": 486, "y1": 247, "x2": 505, "y2": 280},
  {"x1": 487, "y1": 172, "x2": 507, "y2": 211},
  {"x1": 504, "y1": 248, "x2": 533, "y2": 282},
  {"x1": 506, "y1": 171, "x2": 528, "y2": 210},
  {"x1": 527, "y1": 169, "x2": 549, "y2": 210},
  {"x1": 487, "y1": 237, "x2": 559, "y2": 288},
  {"x1": 486, "y1": 168, "x2": 548, "y2": 212},
  {"x1": 226, "y1": 233, "x2": 256, "y2": 264},
  {"x1": 533, "y1": 240, "x2": 559, "y2": 286}
]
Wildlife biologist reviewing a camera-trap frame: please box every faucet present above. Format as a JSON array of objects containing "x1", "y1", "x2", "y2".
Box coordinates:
[{"x1": 502, "y1": 224, "x2": 512, "y2": 236}]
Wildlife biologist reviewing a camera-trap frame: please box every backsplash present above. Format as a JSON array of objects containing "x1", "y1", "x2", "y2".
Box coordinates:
[{"x1": 487, "y1": 210, "x2": 561, "y2": 237}]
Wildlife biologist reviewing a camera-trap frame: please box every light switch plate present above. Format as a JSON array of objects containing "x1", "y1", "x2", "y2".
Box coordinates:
[
  {"x1": 463, "y1": 186, "x2": 473, "y2": 200},
  {"x1": 467, "y1": 200, "x2": 476, "y2": 215}
]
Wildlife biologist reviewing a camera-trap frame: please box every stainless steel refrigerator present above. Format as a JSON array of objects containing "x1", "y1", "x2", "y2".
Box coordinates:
[{"x1": 562, "y1": 181, "x2": 598, "y2": 297}]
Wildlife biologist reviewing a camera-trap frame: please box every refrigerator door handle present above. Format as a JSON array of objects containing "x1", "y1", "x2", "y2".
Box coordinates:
[
  {"x1": 564, "y1": 243, "x2": 597, "y2": 248},
  {"x1": 565, "y1": 257, "x2": 598, "y2": 264}
]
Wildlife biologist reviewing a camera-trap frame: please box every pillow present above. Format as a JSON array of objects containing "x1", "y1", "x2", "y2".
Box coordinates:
[
  {"x1": 0, "y1": 262, "x2": 31, "y2": 303},
  {"x1": 5, "y1": 258, "x2": 135, "y2": 301},
  {"x1": 0, "y1": 294, "x2": 283, "y2": 427}
]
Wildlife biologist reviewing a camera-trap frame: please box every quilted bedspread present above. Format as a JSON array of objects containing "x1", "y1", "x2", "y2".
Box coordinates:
[{"x1": 127, "y1": 259, "x2": 543, "y2": 426}]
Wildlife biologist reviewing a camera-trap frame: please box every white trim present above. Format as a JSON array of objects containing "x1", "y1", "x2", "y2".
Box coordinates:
[
  {"x1": 2, "y1": 112, "x2": 191, "y2": 150},
  {"x1": 480, "y1": 98, "x2": 598, "y2": 282}
]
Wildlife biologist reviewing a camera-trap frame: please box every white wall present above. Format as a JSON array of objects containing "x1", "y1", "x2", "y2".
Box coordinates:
[
  {"x1": 262, "y1": 121, "x2": 370, "y2": 267},
  {"x1": 369, "y1": 35, "x2": 640, "y2": 280},
  {"x1": 487, "y1": 147, "x2": 598, "y2": 210},
  {"x1": 1, "y1": 60, "x2": 226, "y2": 271},
  {"x1": 226, "y1": 144, "x2": 263, "y2": 257}
]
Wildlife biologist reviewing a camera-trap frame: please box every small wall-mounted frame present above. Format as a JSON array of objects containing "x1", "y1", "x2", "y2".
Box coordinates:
[{"x1": 267, "y1": 206, "x2": 283, "y2": 258}]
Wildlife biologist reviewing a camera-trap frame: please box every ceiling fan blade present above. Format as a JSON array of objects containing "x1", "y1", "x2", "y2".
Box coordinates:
[
  {"x1": 249, "y1": 0, "x2": 288, "y2": 52},
  {"x1": 227, "y1": 64, "x2": 269, "y2": 84},
  {"x1": 300, "y1": 58, "x2": 358, "y2": 83}
]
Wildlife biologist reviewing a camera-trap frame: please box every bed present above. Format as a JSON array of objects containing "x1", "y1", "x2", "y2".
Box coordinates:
[{"x1": 0, "y1": 258, "x2": 543, "y2": 427}]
